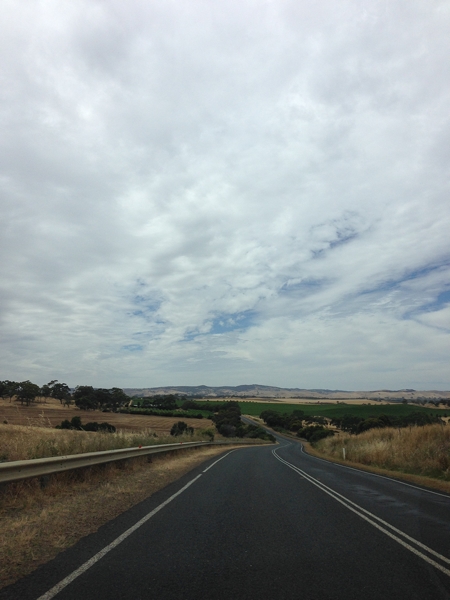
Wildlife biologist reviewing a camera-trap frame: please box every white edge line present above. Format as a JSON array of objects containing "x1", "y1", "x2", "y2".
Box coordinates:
[
  {"x1": 273, "y1": 449, "x2": 450, "y2": 565},
  {"x1": 277, "y1": 437, "x2": 450, "y2": 500},
  {"x1": 272, "y1": 449, "x2": 450, "y2": 577},
  {"x1": 203, "y1": 450, "x2": 236, "y2": 472},
  {"x1": 37, "y1": 445, "x2": 240, "y2": 600},
  {"x1": 36, "y1": 474, "x2": 203, "y2": 600}
]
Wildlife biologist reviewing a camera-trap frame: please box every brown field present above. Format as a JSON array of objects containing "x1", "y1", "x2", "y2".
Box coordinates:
[{"x1": 0, "y1": 397, "x2": 211, "y2": 434}]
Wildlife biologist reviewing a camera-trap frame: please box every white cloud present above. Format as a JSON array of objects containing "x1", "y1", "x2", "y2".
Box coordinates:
[{"x1": 1, "y1": 0, "x2": 449, "y2": 389}]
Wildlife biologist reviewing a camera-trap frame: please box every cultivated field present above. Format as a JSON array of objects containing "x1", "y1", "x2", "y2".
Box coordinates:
[
  {"x1": 221, "y1": 400, "x2": 448, "y2": 419},
  {"x1": 0, "y1": 397, "x2": 211, "y2": 434}
]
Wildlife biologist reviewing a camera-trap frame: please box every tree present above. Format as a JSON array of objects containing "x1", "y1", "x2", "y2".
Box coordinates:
[
  {"x1": 73, "y1": 386, "x2": 97, "y2": 410},
  {"x1": 16, "y1": 380, "x2": 41, "y2": 406},
  {"x1": 93, "y1": 388, "x2": 111, "y2": 409},
  {"x1": 41, "y1": 380, "x2": 72, "y2": 406},
  {"x1": 151, "y1": 395, "x2": 179, "y2": 410},
  {"x1": 0, "y1": 380, "x2": 20, "y2": 402},
  {"x1": 75, "y1": 396, "x2": 98, "y2": 411},
  {"x1": 41, "y1": 380, "x2": 58, "y2": 398},
  {"x1": 109, "y1": 387, "x2": 129, "y2": 410}
]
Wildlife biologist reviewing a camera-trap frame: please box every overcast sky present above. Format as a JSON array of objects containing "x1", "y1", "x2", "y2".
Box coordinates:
[{"x1": 1, "y1": 0, "x2": 449, "y2": 390}]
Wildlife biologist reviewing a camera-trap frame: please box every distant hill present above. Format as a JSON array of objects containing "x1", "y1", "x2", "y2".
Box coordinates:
[{"x1": 123, "y1": 384, "x2": 450, "y2": 401}]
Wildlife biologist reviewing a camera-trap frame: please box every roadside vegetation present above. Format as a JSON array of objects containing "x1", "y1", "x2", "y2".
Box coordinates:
[
  {"x1": 315, "y1": 424, "x2": 450, "y2": 482},
  {"x1": 0, "y1": 423, "x2": 213, "y2": 462},
  {"x1": 212, "y1": 402, "x2": 275, "y2": 441},
  {"x1": 259, "y1": 406, "x2": 450, "y2": 483},
  {"x1": 259, "y1": 407, "x2": 445, "y2": 439},
  {"x1": 56, "y1": 416, "x2": 116, "y2": 433}
]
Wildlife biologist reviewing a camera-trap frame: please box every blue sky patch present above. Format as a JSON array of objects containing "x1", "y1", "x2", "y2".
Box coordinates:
[
  {"x1": 280, "y1": 279, "x2": 326, "y2": 294},
  {"x1": 210, "y1": 310, "x2": 256, "y2": 334},
  {"x1": 121, "y1": 344, "x2": 144, "y2": 352},
  {"x1": 417, "y1": 289, "x2": 450, "y2": 315}
]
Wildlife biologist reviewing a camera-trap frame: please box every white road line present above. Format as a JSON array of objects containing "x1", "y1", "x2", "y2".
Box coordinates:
[
  {"x1": 36, "y1": 474, "x2": 202, "y2": 600},
  {"x1": 272, "y1": 448, "x2": 450, "y2": 577},
  {"x1": 295, "y1": 442, "x2": 450, "y2": 499},
  {"x1": 37, "y1": 448, "x2": 236, "y2": 600},
  {"x1": 274, "y1": 450, "x2": 450, "y2": 564},
  {"x1": 203, "y1": 450, "x2": 236, "y2": 472}
]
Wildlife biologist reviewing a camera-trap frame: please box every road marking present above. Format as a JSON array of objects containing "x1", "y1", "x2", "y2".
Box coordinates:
[
  {"x1": 36, "y1": 474, "x2": 202, "y2": 600},
  {"x1": 37, "y1": 446, "x2": 239, "y2": 600},
  {"x1": 203, "y1": 450, "x2": 236, "y2": 472},
  {"x1": 272, "y1": 448, "x2": 450, "y2": 577},
  {"x1": 295, "y1": 442, "x2": 450, "y2": 499}
]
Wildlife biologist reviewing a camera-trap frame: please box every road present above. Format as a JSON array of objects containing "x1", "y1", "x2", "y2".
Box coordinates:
[{"x1": 1, "y1": 434, "x2": 449, "y2": 599}]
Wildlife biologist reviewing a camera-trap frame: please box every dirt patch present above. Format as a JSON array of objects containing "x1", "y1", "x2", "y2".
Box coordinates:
[
  {"x1": 0, "y1": 397, "x2": 211, "y2": 433},
  {"x1": 0, "y1": 444, "x2": 247, "y2": 589}
]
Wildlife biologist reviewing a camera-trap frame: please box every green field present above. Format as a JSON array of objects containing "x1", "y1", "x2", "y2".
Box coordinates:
[
  {"x1": 195, "y1": 400, "x2": 447, "y2": 420},
  {"x1": 129, "y1": 397, "x2": 447, "y2": 421}
]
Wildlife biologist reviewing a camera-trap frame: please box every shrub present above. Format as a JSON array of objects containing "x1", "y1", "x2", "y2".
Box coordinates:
[
  {"x1": 170, "y1": 421, "x2": 194, "y2": 436},
  {"x1": 308, "y1": 429, "x2": 334, "y2": 444},
  {"x1": 56, "y1": 417, "x2": 115, "y2": 433},
  {"x1": 198, "y1": 428, "x2": 215, "y2": 441},
  {"x1": 297, "y1": 425, "x2": 334, "y2": 443}
]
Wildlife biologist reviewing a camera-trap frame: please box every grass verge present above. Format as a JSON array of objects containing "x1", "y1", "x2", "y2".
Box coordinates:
[
  {"x1": 244, "y1": 416, "x2": 450, "y2": 494},
  {"x1": 0, "y1": 423, "x2": 216, "y2": 461},
  {"x1": 308, "y1": 424, "x2": 450, "y2": 494}
]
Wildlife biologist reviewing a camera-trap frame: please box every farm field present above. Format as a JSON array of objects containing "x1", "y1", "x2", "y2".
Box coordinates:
[
  {"x1": 196, "y1": 399, "x2": 448, "y2": 420},
  {"x1": 1, "y1": 397, "x2": 446, "y2": 435},
  {"x1": 0, "y1": 397, "x2": 212, "y2": 435}
]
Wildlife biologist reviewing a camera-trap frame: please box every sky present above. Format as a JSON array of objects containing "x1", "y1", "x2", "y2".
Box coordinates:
[{"x1": 1, "y1": 0, "x2": 450, "y2": 390}]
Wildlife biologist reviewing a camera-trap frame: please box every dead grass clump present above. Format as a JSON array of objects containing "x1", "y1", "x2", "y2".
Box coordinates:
[{"x1": 316, "y1": 424, "x2": 450, "y2": 480}]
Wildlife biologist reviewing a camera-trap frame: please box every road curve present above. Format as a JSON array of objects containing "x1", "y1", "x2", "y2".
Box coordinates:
[{"x1": 1, "y1": 435, "x2": 449, "y2": 600}]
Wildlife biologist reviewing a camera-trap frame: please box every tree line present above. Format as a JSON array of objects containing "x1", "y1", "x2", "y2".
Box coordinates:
[
  {"x1": 169, "y1": 401, "x2": 276, "y2": 442},
  {"x1": 0, "y1": 379, "x2": 129, "y2": 411},
  {"x1": 330, "y1": 411, "x2": 444, "y2": 434},
  {"x1": 212, "y1": 402, "x2": 275, "y2": 441},
  {"x1": 259, "y1": 408, "x2": 446, "y2": 443}
]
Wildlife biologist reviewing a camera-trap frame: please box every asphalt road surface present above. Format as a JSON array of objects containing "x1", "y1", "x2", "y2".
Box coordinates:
[{"x1": 2, "y1": 434, "x2": 449, "y2": 600}]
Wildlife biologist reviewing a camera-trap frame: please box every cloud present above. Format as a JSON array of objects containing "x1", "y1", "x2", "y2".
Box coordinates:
[{"x1": 1, "y1": 0, "x2": 449, "y2": 389}]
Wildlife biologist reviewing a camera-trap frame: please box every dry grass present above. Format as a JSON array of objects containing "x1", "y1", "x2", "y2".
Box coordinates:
[
  {"x1": 0, "y1": 396, "x2": 211, "y2": 433},
  {"x1": 315, "y1": 424, "x2": 450, "y2": 483},
  {"x1": 0, "y1": 423, "x2": 216, "y2": 462},
  {"x1": 0, "y1": 444, "x2": 248, "y2": 589}
]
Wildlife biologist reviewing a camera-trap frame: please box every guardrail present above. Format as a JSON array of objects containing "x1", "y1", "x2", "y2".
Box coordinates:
[{"x1": 0, "y1": 441, "x2": 217, "y2": 485}]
